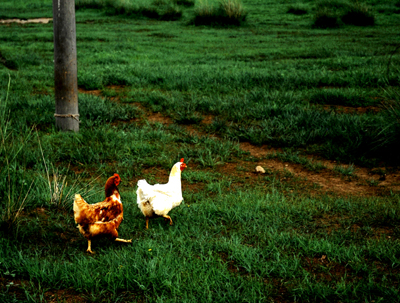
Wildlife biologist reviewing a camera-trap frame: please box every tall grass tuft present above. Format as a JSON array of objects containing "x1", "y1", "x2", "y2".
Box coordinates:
[
  {"x1": 313, "y1": 0, "x2": 374, "y2": 28},
  {"x1": 36, "y1": 131, "x2": 103, "y2": 210},
  {"x1": 0, "y1": 77, "x2": 34, "y2": 232},
  {"x1": 309, "y1": 89, "x2": 375, "y2": 107},
  {"x1": 341, "y1": 1, "x2": 375, "y2": 26},
  {"x1": 286, "y1": 4, "x2": 308, "y2": 15},
  {"x1": 312, "y1": 7, "x2": 340, "y2": 28},
  {"x1": 192, "y1": 0, "x2": 214, "y2": 22},
  {"x1": 75, "y1": 0, "x2": 107, "y2": 9},
  {"x1": 191, "y1": 0, "x2": 247, "y2": 26},
  {"x1": 173, "y1": 0, "x2": 195, "y2": 7},
  {"x1": 220, "y1": 0, "x2": 246, "y2": 20},
  {"x1": 76, "y1": 0, "x2": 182, "y2": 21},
  {"x1": 372, "y1": 87, "x2": 400, "y2": 163},
  {"x1": 41, "y1": 167, "x2": 103, "y2": 210}
]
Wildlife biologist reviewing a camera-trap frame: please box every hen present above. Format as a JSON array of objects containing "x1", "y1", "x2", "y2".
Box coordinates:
[
  {"x1": 73, "y1": 173, "x2": 132, "y2": 253},
  {"x1": 137, "y1": 158, "x2": 187, "y2": 229}
]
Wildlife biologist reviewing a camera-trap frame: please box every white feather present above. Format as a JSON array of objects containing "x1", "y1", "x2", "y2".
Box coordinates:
[{"x1": 136, "y1": 161, "x2": 184, "y2": 218}]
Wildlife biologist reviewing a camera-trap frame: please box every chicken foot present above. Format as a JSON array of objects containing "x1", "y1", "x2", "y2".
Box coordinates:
[
  {"x1": 163, "y1": 215, "x2": 173, "y2": 226},
  {"x1": 86, "y1": 238, "x2": 131, "y2": 254},
  {"x1": 87, "y1": 240, "x2": 95, "y2": 254},
  {"x1": 145, "y1": 215, "x2": 173, "y2": 229},
  {"x1": 115, "y1": 238, "x2": 132, "y2": 243}
]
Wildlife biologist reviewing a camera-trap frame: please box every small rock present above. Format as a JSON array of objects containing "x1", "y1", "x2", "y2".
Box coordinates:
[{"x1": 255, "y1": 166, "x2": 265, "y2": 174}]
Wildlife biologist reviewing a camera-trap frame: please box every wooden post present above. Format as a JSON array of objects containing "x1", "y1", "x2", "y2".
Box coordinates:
[{"x1": 52, "y1": 0, "x2": 79, "y2": 132}]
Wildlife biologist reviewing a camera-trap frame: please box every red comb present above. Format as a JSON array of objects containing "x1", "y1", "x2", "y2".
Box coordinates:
[
  {"x1": 113, "y1": 173, "x2": 121, "y2": 182},
  {"x1": 180, "y1": 158, "x2": 184, "y2": 163}
]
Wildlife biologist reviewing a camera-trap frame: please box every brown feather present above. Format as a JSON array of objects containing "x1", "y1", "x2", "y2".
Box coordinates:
[
  {"x1": 73, "y1": 195, "x2": 123, "y2": 225},
  {"x1": 73, "y1": 174, "x2": 124, "y2": 241},
  {"x1": 105, "y1": 174, "x2": 120, "y2": 198},
  {"x1": 78, "y1": 213, "x2": 124, "y2": 240}
]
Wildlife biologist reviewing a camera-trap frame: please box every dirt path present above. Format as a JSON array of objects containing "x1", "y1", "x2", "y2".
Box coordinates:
[
  {"x1": 0, "y1": 18, "x2": 52, "y2": 24},
  {"x1": 238, "y1": 142, "x2": 400, "y2": 196},
  {"x1": 77, "y1": 86, "x2": 400, "y2": 197}
]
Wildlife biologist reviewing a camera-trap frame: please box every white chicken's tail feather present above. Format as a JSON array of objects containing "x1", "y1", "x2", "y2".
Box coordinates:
[
  {"x1": 136, "y1": 179, "x2": 153, "y2": 205},
  {"x1": 137, "y1": 179, "x2": 150, "y2": 188}
]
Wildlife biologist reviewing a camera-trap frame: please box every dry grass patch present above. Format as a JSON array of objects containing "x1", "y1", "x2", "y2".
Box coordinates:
[{"x1": 191, "y1": 0, "x2": 247, "y2": 26}]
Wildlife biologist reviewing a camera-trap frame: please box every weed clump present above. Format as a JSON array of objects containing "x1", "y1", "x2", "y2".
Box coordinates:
[
  {"x1": 309, "y1": 90, "x2": 377, "y2": 107},
  {"x1": 158, "y1": 4, "x2": 183, "y2": 20},
  {"x1": 0, "y1": 78, "x2": 34, "y2": 234},
  {"x1": 173, "y1": 0, "x2": 195, "y2": 7},
  {"x1": 191, "y1": 0, "x2": 247, "y2": 26},
  {"x1": 75, "y1": 0, "x2": 106, "y2": 9},
  {"x1": 341, "y1": 2, "x2": 375, "y2": 26},
  {"x1": 286, "y1": 4, "x2": 308, "y2": 15},
  {"x1": 312, "y1": 0, "x2": 375, "y2": 28},
  {"x1": 313, "y1": 7, "x2": 340, "y2": 28},
  {"x1": 174, "y1": 111, "x2": 203, "y2": 124},
  {"x1": 373, "y1": 87, "x2": 400, "y2": 163},
  {"x1": 76, "y1": 0, "x2": 182, "y2": 21}
]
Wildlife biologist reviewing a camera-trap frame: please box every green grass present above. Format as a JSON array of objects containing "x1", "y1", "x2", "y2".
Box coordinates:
[
  {"x1": 308, "y1": 88, "x2": 380, "y2": 107},
  {"x1": 333, "y1": 163, "x2": 357, "y2": 179},
  {"x1": 0, "y1": 0, "x2": 400, "y2": 301},
  {"x1": 75, "y1": 0, "x2": 183, "y2": 21},
  {"x1": 1, "y1": 190, "x2": 400, "y2": 302}
]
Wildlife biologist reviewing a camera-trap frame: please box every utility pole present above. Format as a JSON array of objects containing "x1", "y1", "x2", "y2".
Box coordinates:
[{"x1": 52, "y1": 0, "x2": 79, "y2": 132}]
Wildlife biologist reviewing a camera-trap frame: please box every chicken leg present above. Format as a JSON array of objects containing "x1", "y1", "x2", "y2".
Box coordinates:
[
  {"x1": 163, "y1": 215, "x2": 173, "y2": 226},
  {"x1": 115, "y1": 238, "x2": 132, "y2": 243},
  {"x1": 87, "y1": 240, "x2": 94, "y2": 254},
  {"x1": 145, "y1": 215, "x2": 173, "y2": 229},
  {"x1": 86, "y1": 238, "x2": 131, "y2": 254}
]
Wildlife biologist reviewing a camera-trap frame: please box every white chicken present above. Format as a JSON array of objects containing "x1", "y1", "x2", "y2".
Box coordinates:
[{"x1": 136, "y1": 158, "x2": 187, "y2": 229}]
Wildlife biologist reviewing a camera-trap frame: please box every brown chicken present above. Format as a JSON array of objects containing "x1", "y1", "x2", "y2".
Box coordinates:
[{"x1": 73, "y1": 173, "x2": 132, "y2": 253}]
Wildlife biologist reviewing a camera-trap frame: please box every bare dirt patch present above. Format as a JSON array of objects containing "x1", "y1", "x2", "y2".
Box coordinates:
[
  {"x1": 0, "y1": 18, "x2": 52, "y2": 24},
  {"x1": 303, "y1": 256, "x2": 357, "y2": 282},
  {"x1": 201, "y1": 115, "x2": 214, "y2": 125},
  {"x1": 322, "y1": 104, "x2": 381, "y2": 114},
  {"x1": 239, "y1": 142, "x2": 279, "y2": 158},
  {"x1": 140, "y1": 167, "x2": 170, "y2": 184},
  {"x1": 146, "y1": 112, "x2": 173, "y2": 125},
  {"x1": 132, "y1": 101, "x2": 174, "y2": 125},
  {"x1": 238, "y1": 142, "x2": 400, "y2": 196},
  {"x1": 245, "y1": 157, "x2": 399, "y2": 196},
  {"x1": 77, "y1": 86, "x2": 400, "y2": 198},
  {"x1": 1, "y1": 276, "x2": 142, "y2": 303},
  {"x1": 218, "y1": 252, "x2": 247, "y2": 275},
  {"x1": 78, "y1": 87, "x2": 102, "y2": 96}
]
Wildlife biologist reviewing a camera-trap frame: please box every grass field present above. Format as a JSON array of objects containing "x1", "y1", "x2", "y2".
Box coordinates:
[{"x1": 0, "y1": 0, "x2": 400, "y2": 302}]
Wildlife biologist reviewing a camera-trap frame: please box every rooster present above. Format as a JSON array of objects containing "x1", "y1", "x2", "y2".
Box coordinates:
[
  {"x1": 73, "y1": 173, "x2": 132, "y2": 253},
  {"x1": 137, "y1": 158, "x2": 187, "y2": 229}
]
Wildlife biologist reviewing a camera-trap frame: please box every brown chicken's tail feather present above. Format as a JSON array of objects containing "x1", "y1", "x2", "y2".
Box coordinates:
[{"x1": 73, "y1": 194, "x2": 88, "y2": 223}]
